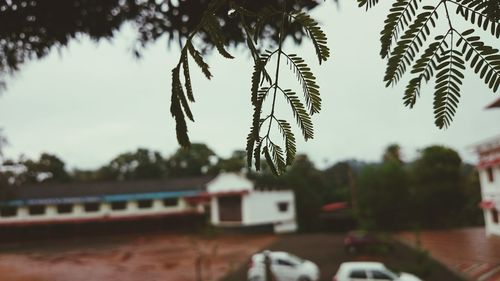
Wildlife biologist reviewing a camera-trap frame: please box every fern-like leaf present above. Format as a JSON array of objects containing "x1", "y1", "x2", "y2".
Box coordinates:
[
  {"x1": 380, "y1": 0, "x2": 422, "y2": 59},
  {"x1": 384, "y1": 6, "x2": 438, "y2": 87},
  {"x1": 456, "y1": 29, "x2": 500, "y2": 92},
  {"x1": 263, "y1": 142, "x2": 286, "y2": 176},
  {"x1": 404, "y1": 34, "x2": 448, "y2": 108},
  {"x1": 433, "y1": 49, "x2": 465, "y2": 129},
  {"x1": 358, "y1": 0, "x2": 381, "y2": 10},
  {"x1": 204, "y1": 15, "x2": 234, "y2": 59},
  {"x1": 291, "y1": 11, "x2": 330, "y2": 64},
  {"x1": 181, "y1": 51, "x2": 195, "y2": 102},
  {"x1": 276, "y1": 119, "x2": 296, "y2": 165},
  {"x1": 170, "y1": 67, "x2": 191, "y2": 147},
  {"x1": 455, "y1": 1, "x2": 500, "y2": 39},
  {"x1": 187, "y1": 43, "x2": 212, "y2": 79},
  {"x1": 285, "y1": 53, "x2": 322, "y2": 115},
  {"x1": 281, "y1": 88, "x2": 314, "y2": 140}
]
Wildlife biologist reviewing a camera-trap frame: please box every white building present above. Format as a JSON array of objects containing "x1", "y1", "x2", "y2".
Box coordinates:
[
  {"x1": 475, "y1": 98, "x2": 500, "y2": 236},
  {"x1": 207, "y1": 173, "x2": 297, "y2": 233},
  {"x1": 476, "y1": 135, "x2": 500, "y2": 236},
  {"x1": 0, "y1": 172, "x2": 297, "y2": 233}
]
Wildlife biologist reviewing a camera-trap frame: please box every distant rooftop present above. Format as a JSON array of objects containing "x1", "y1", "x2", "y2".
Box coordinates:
[{"x1": 0, "y1": 176, "x2": 215, "y2": 205}]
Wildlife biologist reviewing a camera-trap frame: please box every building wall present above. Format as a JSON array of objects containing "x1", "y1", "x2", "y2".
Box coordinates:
[
  {"x1": 477, "y1": 138, "x2": 500, "y2": 236},
  {"x1": 0, "y1": 198, "x2": 196, "y2": 225},
  {"x1": 479, "y1": 166, "x2": 500, "y2": 193},
  {"x1": 241, "y1": 191, "x2": 295, "y2": 226},
  {"x1": 206, "y1": 172, "x2": 253, "y2": 193}
]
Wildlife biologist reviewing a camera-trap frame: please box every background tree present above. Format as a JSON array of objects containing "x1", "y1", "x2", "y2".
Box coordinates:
[
  {"x1": 167, "y1": 143, "x2": 217, "y2": 177},
  {"x1": 215, "y1": 150, "x2": 246, "y2": 173},
  {"x1": 97, "y1": 148, "x2": 167, "y2": 181},
  {"x1": 410, "y1": 145, "x2": 465, "y2": 228},
  {"x1": 383, "y1": 144, "x2": 403, "y2": 164},
  {"x1": 356, "y1": 157, "x2": 411, "y2": 231}
]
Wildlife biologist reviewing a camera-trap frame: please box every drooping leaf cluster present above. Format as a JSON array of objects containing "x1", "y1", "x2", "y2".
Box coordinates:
[
  {"x1": 360, "y1": 0, "x2": 500, "y2": 129},
  {"x1": 171, "y1": 0, "x2": 330, "y2": 176},
  {"x1": 245, "y1": 5, "x2": 330, "y2": 176}
]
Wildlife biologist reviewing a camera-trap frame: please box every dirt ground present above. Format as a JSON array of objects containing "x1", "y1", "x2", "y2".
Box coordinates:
[{"x1": 0, "y1": 233, "x2": 275, "y2": 281}]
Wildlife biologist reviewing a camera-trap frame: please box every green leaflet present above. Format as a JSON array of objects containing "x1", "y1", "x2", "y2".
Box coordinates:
[
  {"x1": 170, "y1": 67, "x2": 190, "y2": 147},
  {"x1": 187, "y1": 43, "x2": 212, "y2": 80},
  {"x1": 284, "y1": 53, "x2": 322, "y2": 115},
  {"x1": 181, "y1": 51, "x2": 194, "y2": 102},
  {"x1": 456, "y1": 29, "x2": 500, "y2": 92},
  {"x1": 276, "y1": 119, "x2": 297, "y2": 165},
  {"x1": 282, "y1": 89, "x2": 314, "y2": 140},
  {"x1": 204, "y1": 14, "x2": 234, "y2": 59},
  {"x1": 291, "y1": 11, "x2": 331, "y2": 64},
  {"x1": 404, "y1": 34, "x2": 448, "y2": 108},
  {"x1": 380, "y1": 0, "x2": 422, "y2": 59},
  {"x1": 358, "y1": 0, "x2": 381, "y2": 10},
  {"x1": 433, "y1": 50, "x2": 465, "y2": 129},
  {"x1": 384, "y1": 6, "x2": 438, "y2": 87}
]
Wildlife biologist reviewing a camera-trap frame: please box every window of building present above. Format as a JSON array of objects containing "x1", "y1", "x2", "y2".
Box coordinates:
[
  {"x1": 56, "y1": 204, "x2": 73, "y2": 214},
  {"x1": 492, "y1": 209, "x2": 499, "y2": 224},
  {"x1": 111, "y1": 201, "x2": 127, "y2": 211},
  {"x1": 277, "y1": 202, "x2": 289, "y2": 213},
  {"x1": 137, "y1": 199, "x2": 153, "y2": 209},
  {"x1": 84, "y1": 202, "x2": 100, "y2": 212},
  {"x1": 28, "y1": 205, "x2": 45, "y2": 216},
  {"x1": 163, "y1": 198, "x2": 178, "y2": 207},
  {"x1": 487, "y1": 167, "x2": 494, "y2": 182},
  {"x1": 0, "y1": 206, "x2": 17, "y2": 217}
]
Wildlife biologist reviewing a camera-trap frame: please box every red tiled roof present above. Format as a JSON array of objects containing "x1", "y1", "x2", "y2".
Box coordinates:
[
  {"x1": 479, "y1": 200, "x2": 495, "y2": 209},
  {"x1": 321, "y1": 202, "x2": 348, "y2": 212}
]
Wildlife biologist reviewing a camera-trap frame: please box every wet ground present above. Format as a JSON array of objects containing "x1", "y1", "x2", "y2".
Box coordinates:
[
  {"x1": 0, "y1": 233, "x2": 275, "y2": 281},
  {"x1": 222, "y1": 233, "x2": 464, "y2": 281},
  {"x1": 398, "y1": 227, "x2": 500, "y2": 281}
]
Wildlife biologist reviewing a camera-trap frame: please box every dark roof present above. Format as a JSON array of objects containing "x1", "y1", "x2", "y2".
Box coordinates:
[{"x1": 0, "y1": 176, "x2": 214, "y2": 202}]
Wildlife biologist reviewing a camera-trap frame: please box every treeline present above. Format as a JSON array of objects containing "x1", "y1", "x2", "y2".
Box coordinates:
[{"x1": 0, "y1": 143, "x2": 483, "y2": 232}]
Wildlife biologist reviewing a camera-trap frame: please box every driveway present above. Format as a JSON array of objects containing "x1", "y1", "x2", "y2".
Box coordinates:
[
  {"x1": 397, "y1": 227, "x2": 500, "y2": 281},
  {"x1": 222, "y1": 233, "x2": 464, "y2": 281}
]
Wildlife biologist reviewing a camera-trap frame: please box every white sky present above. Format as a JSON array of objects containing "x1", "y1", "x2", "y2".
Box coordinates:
[{"x1": 0, "y1": 1, "x2": 499, "y2": 170}]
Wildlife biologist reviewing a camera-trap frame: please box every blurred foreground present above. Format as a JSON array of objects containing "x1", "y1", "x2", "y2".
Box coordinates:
[{"x1": 0, "y1": 233, "x2": 274, "y2": 281}]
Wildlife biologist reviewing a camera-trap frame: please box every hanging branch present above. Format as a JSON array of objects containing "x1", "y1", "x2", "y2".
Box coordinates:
[{"x1": 360, "y1": 0, "x2": 499, "y2": 129}]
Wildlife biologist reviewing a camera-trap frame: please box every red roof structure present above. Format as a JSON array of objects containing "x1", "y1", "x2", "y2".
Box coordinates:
[
  {"x1": 486, "y1": 97, "x2": 500, "y2": 109},
  {"x1": 321, "y1": 202, "x2": 348, "y2": 212}
]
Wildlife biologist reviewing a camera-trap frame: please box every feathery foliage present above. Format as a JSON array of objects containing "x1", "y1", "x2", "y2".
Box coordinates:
[
  {"x1": 362, "y1": 0, "x2": 500, "y2": 129},
  {"x1": 170, "y1": 0, "x2": 329, "y2": 176}
]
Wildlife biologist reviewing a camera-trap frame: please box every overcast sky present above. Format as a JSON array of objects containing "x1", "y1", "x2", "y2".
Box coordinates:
[{"x1": 0, "y1": 1, "x2": 499, "y2": 170}]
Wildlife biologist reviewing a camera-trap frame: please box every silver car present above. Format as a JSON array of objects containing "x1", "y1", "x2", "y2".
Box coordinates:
[{"x1": 247, "y1": 251, "x2": 320, "y2": 281}]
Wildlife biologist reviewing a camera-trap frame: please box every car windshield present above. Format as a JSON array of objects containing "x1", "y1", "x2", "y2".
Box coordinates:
[{"x1": 383, "y1": 268, "x2": 399, "y2": 279}]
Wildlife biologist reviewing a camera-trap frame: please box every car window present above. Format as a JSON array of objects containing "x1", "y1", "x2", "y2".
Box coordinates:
[
  {"x1": 349, "y1": 270, "x2": 367, "y2": 279},
  {"x1": 287, "y1": 254, "x2": 304, "y2": 264},
  {"x1": 276, "y1": 259, "x2": 296, "y2": 267},
  {"x1": 371, "y1": 270, "x2": 394, "y2": 280}
]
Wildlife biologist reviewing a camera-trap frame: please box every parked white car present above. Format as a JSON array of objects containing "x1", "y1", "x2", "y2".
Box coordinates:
[
  {"x1": 333, "y1": 262, "x2": 422, "y2": 281},
  {"x1": 247, "y1": 251, "x2": 320, "y2": 281}
]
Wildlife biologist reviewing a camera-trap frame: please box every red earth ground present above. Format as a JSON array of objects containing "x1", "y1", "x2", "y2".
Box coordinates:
[
  {"x1": 0, "y1": 233, "x2": 275, "y2": 281},
  {"x1": 398, "y1": 227, "x2": 500, "y2": 281}
]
